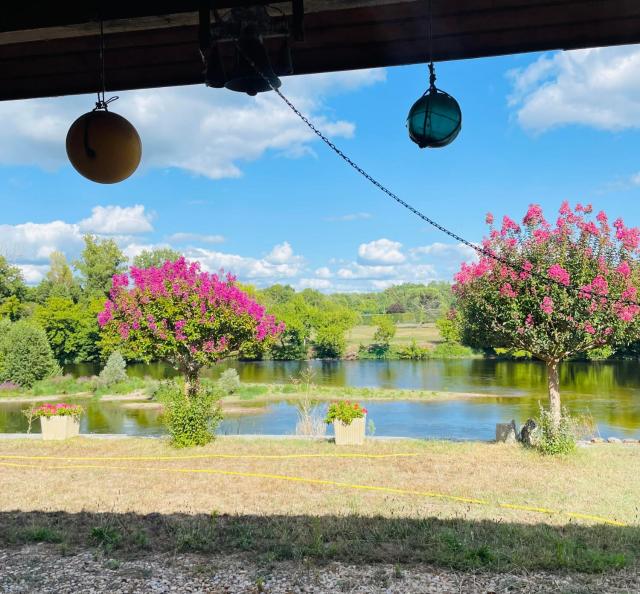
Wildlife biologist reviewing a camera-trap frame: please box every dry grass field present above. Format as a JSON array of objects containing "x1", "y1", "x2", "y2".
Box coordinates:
[
  {"x1": 346, "y1": 323, "x2": 442, "y2": 349},
  {"x1": 0, "y1": 437, "x2": 638, "y2": 576}
]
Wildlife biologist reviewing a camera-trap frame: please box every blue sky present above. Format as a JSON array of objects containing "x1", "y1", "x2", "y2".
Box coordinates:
[{"x1": 2, "y1": 44, "x2": 640, "y2": 291}]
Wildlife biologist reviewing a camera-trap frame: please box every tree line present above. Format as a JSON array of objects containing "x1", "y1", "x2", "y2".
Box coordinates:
[{"x1": 0, "y1": 238, "x2": 454, "y2": 367}]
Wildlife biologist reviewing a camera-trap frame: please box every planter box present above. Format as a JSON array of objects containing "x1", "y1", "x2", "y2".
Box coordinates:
[
  {"x1": 40, "y1": 416, "x2": 80, "y2": 441},
  {"x1": 333, "y1": 416, "x2": 366, "y2": 446}
]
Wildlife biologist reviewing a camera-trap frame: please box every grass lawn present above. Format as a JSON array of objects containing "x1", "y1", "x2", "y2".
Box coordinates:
[
  {"x1": 346, "y1": 323, "x2": 442, "y2": 349},
  {"x1": 0, "y1": 437, "x2": 638, "y2": 573}
]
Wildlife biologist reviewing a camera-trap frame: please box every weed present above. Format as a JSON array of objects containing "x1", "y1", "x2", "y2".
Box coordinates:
[{"x1": 91, "y1": 525, "x2": 122, "y2": 552}]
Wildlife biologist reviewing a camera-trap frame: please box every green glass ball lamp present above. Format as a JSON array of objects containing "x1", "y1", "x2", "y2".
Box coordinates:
[{"x1": 407, "y1": 63, "x2": 461, "y2": 148}]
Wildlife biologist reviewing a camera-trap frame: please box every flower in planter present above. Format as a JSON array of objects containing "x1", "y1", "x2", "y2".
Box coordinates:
[
  {"x1": 23, "y1": 402, "x2": 84, "y2": 420},
  {"x1": 324, "y1": 401, "x2": 368, "y2": 426}
]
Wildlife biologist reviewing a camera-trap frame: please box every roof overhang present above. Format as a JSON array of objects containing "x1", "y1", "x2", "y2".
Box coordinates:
[{"x1": 1, "y1": 1, "x2": 638, "y2": 101}]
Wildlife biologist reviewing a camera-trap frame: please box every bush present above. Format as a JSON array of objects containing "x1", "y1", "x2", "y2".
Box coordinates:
[
  {"x1": 431, "y1": 342, "x2": 475, "y2": 358},
  {"x1": 217, "y1": 368, "x2": 241, "y2": 395},
  {"x1": 397, "y1": 340, "x2": 431, "y2": 360},
  {"x1": 98, "y1": 351, "x2": 127, "y2": 387},
  {"x1": 534, "y1": 405, "x2": 577, "y2": 456},
  {"x1": 156, "y1": 381, "x2": 222, "y2": 448},
  {"x1": 0, "y1": 321, "x2": 59, "y2": 388}
]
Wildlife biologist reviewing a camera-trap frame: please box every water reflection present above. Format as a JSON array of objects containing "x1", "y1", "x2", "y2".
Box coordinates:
[{"x1": 31, "y1": 359, "x2": 635, "y2": 438}]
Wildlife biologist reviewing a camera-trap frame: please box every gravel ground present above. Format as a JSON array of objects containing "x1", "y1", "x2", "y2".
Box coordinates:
[{"x1": 1, "y1": 545, "x2": 639, "y2": 594}]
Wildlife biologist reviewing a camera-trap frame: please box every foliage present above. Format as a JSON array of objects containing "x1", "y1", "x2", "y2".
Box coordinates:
[
  {"x1": 0, "y1": 255, "x2": 26, "y2": 315},
  {"x1": 372, "y1": 314, "x2": 396, "y2": 346},
  {"x1": 98, "y1": 351, "x2": 128, "y2": 387},
  {"x1": 453, "y1": 203, "x2": 640, "y2": 425},
  {"x1": 432, "y1": 342, "x2": 476, "y2": 358},
  {"x1": 397, "y1": 340, "x2": 431, "y2": 360},
  {"x1": 324, "y1": 401, "x2": 367, "y2": 425},
  {"x1": 133, "y1": 248, "x2": 182, "y2": 269},
  {"x1": 217, "y1": 368, "x2": 241, "y2": 395},
  {"x1": 98, "y1": 258, "x2": 283, "y2": 397},
  {"x1": 74, "y1": 235, "x2": 128, "y2": 296},
  {"x1": 23, "y1": 402, "x2": 84, "y2": 419},
  {"x1": 585, "y1": 345, "x2": 614, "y2": 361},
  {"x1": 436, "y1": 313, "x2": 462, "y2": 343},
  {"x1": 33, "y1": 251, "x2": 80, "y2": 303},
  {"x1": 314, "y1": 326, "x2": 347, "y2": 358},
  {"x1": 0, "y1": 321, "x2": 59, "y2": 387},
  {"x1": 35, "y1": 297, "x2": 83, "y2": 364},
  {"x1": 534, "y1": 405, "x2": 577, "y2": 456},
  {"x1": 155, "y1": 381, "x2": 222, "y2": 447}
]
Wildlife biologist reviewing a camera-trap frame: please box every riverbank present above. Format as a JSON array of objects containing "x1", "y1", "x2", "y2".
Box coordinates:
[
  {"x1": 0, "y1": 379, "x2": 504, "y2": 404},
  {"x1": 0, "y1": 437, "x2": 637, "y2": 579}
]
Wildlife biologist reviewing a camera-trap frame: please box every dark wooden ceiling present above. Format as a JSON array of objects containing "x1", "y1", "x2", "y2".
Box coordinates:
[{"x1": 0, "y1": 0, "x2": 639, "y2": 101}]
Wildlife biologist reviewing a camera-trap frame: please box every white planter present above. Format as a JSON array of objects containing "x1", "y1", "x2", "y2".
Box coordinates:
[
  {"x1": 333, "y1": 416, "x2": 366, "y2": 446},
  {"x1": 40, "y1": 416, "x2": 80, "y2": 441}
]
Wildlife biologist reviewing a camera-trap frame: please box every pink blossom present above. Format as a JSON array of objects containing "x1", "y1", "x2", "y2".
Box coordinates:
[
  {"x1": 523, "y1": 203, "x2": 544, "y2": 227},
  {"x1": 525, "y1": 314, "x2": 534, "y2": 327},
  {"x1": 540, "y1": 296, "x2": 554, "y2": 315},
  {"x1": 548, "y1": 264, "x2": 570, "y2": 286},
  {"x1": 583, "y1": 322, "x2": 596, "y2": 335},
  {"x1": 559, "y1": 201, "x2": 571, "y2": 216},
  {"x1": 500, "y1": 283, "x2": 517, "y2": 298},
  {"x1": 485, "y1": 212, "x2": 494, "y2": 225},
  {"x1": 501, "y1": 215, "x2": 520, "y2": 235},
  {"x1": 617, "y1": 260, "x2": 631, "y2": 278}
]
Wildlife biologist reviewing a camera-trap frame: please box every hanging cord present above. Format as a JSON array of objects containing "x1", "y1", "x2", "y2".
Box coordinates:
[
  {"x1": 232, "y1": 42, "x2": 640, "y2": 309},
  {"x1": 94, "y1": 17, "x2": 119, "y2": 111}
]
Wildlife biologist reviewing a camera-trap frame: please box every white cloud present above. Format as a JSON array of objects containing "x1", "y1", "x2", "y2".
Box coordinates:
[
  {"x1": 265, "y1": 241, "x2": 295, "y2": 264},
  {"x1": 410, "y1": 242, "x2": 477, "y2": 260},
  {"x1": 16, "y1": 264, "x2": 49, "y2": 284},
  {"x1": 183, "y1": 242, "x2": 304, "y2": 282},
  {"x1": 0, "y1": 220, "x2": 83, "y2": 263},
  {"x1": 324, "y1": 212, "x2": 372, "y2": 222},
  {"x1": 315, "y1": 266, "x2": 332, "y2": 278},
  {"x1": 0, "y1": 69, "x2": 385, "y2": 179},
  {"x1": 358, "y1": 238, "x2": 405, "y2": 264},
  {"x1": 508, "y1": 45, "x2": 640, "y2": 133},
  {"x1": 0, "y1": 205, "x2": 154, "y2": 266},
  {"x1": 166, "y1": 232, "x2": 224, "y2": 244},
  {"x1": 79, "y1": 205, "x2": 153, "y2": 234}
]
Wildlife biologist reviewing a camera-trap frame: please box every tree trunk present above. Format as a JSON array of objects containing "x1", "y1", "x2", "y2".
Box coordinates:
[
  {"x1": 182, "y1": 366, "x2": 201, "y2": 400},
  {"x1": 546, "y1": 360, "x2": 561, "y2": 430}
]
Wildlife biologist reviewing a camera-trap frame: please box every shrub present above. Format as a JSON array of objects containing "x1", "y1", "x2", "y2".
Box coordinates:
[
  {"x1": 534, "y1": 405, "x2": 577, "y2": 456},
  {"x1": 156, "y1": 381, "x2": 222, "y2": 448},
  {"x1": 431, "y1": 342, "x2": 475, "y2": 358},
  {"x1": 397, "y1": 340, "x2": 431, "y2": 360},
  {"x1": 0, "y1": 321, "x2": 59, "y2": 388},
  {"x1": 324, "y1": 401, "x2": 367, "y2": 426},
  {"x1": 98, "y1": 351, "x2": 127, "y2": 387},
  {"x1": 24, "y1": 402, "x2": 84, "y2": 420},
  {"x1": 217, "y1": 368, "x2": 241, "y2": 395}
]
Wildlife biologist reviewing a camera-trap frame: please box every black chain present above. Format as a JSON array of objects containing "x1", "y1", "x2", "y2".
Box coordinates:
[{"x1": 232, "y1": 42, "x2": 639, "y2": 309}]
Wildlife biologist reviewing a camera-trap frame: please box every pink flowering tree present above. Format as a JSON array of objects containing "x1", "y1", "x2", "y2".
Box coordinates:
[
  {"x1": 98, "y1": 258, "x2": 283, "y2": 397},
  {"x1": 453, "y1": 202, "x2": 640, "y2": 428}
]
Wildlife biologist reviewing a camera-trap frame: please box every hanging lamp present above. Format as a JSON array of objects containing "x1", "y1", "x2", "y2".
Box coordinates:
[
  {"x1": 406, "y1": 0, "x2": 461, "y2": 149},
  {"x1": 66, "y1": 19, "x2": 142, "y2": 184}
]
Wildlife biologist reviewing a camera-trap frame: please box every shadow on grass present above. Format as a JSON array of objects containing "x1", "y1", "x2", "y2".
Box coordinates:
[{"x1": 1, "y1": 511, "x2": 639, "y2": 573}]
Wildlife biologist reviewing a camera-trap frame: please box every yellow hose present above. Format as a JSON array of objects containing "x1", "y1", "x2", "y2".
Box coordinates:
[{"x1": 0, "y1": 458, "x2": 627, "y2": 527}]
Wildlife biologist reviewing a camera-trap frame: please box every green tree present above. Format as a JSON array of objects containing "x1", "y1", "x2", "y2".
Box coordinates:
[
  {"x1": 436, "y1": 314, "x2": 462, "y2": 343},
  {"x1": 269, "y1": 294, "x2": 315, "y2": 360},
  {"x1": 74, "y1": 235, "x2": 127, "y2": 296},
  {"x1": 0, "y1": 321, "x2": 59, "y2": 387},
  {"x1": 0, "y1": 256, "x2": 26, "y2": 320},
  {"x1": 34, "y1": 251, "x2": 80, "y2": 303},
  {"x1": 372, "y1": 314, "x2": 396, "y2": 346},
  {"x1": 132, "y1": 247, "x2": 181, "y2": 269},
  {"x1": 34, "y1": 297, "x2": 84, "y2": 364},
  {"x1": 313, "y1": 305, "x2": 358, "y2": 358}
]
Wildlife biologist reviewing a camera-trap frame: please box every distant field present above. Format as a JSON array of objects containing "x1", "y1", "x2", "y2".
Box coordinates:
[{"x1": 346, "y1": 323, "x2": 442, "y2": 348}]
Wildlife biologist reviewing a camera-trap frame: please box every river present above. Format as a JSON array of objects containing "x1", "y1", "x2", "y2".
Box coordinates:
[{"x1": 1, "y1": 359, "x2": 638, "y2": 439}]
